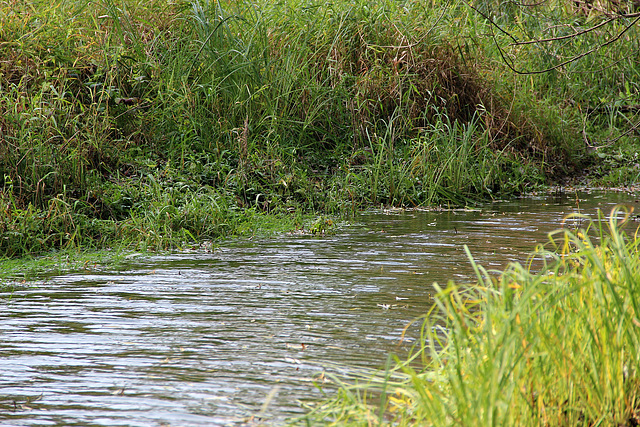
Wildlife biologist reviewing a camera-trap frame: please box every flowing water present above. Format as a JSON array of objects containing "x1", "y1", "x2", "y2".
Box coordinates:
[{"x1": 2, "y1": 191, "x2": 638, "y2": 426}]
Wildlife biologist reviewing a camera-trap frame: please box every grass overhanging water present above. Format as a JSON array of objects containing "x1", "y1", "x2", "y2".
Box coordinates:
[
  {"x1": 2, "y1": 0, "x2": 640, "y2": 424},
  {"x1": 301, "y1": 206, "x2": 640, "y2": 426},
  {"x1": 2, "y1": 0, "x2": 639, "y2": 258}
]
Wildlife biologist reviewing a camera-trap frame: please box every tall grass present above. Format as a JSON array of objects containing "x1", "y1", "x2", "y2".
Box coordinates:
[
  {"x1": 471, "y1": 0, "x2": 640, "y2": 182},
  {"x1": 2, "y1": 0, "x2": 635, "y2": 257},
  {"x1": 302, "y1": 206, "x2": 640, "y2": 425}
]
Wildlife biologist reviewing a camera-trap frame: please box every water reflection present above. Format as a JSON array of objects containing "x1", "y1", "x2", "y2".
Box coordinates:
[{"x1": 1, "y1": 191, "x2": 638, "y2": 426}]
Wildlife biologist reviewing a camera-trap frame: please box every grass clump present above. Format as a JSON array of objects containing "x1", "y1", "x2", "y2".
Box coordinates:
[
  {"x1": 302, "y1": 206, "x2": 640, "y2": 426},
  {"x1": 2, "y1": 0, "x2": 638, "y2": 257}
]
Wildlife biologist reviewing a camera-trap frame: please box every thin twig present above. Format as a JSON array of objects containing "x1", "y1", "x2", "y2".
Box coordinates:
[
  {"x1": 465, "y1": 0, "x2": 640, "y2": 74},
  {"x1": 506, "y1": 0, "x2": 549, "y2": 7},
  {"x1": 572, "y1": 0, "x2": 640, "y2": 18},
  {"x1": 591, "y1": 119, "x2": 640, "y2": 149},
  {"x1": 363, "y1": 0, "x2": 452, "y2": 50},
  {"x1": 511, "y1": 13, "x2": 640, "y2": 45},
  {"x1": 464, "y1": 2, "x2": 519, "y2": 42},
  {"x1": 490, "y1": 15, "x2": 640, "y2": 75}
]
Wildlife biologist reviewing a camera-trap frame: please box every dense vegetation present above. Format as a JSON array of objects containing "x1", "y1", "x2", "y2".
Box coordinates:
[
  {"x1": 1, "y1": 0, "x2": 638, "y2": 257},
  {"x1": 302, "y1": 207, "x2": 640, "y2": 426},
  {"x1": 3, "y1": 1, "x2": 640, "y2": 424}
]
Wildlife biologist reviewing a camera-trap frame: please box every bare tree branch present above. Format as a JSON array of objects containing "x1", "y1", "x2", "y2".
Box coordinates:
[
  {"x1": 510, "y1": 12, "x2": 640, "y2": 45},
  {"x1": 481, "y1": 9, "x2": 640, "y2": 75}
]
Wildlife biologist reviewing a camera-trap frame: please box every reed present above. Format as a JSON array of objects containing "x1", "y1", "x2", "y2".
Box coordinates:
[
  {"x1": 1, "y1": 0, "x2": 637, "y2": 257},
  {"x1": 301, "y1": 206, "x2": 640, "y2": 426}
]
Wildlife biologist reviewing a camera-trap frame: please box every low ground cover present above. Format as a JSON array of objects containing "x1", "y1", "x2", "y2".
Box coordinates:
[{"x1": 301, "y1": 207, "x2": 640, "y2": 426}]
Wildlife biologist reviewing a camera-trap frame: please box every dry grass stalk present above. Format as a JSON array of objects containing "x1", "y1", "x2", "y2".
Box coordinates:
[{"x1": 239, "y1": 116, "x2": 249, "y2": 169}]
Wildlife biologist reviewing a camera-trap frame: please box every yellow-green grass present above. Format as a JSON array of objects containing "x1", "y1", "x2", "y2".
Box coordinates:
[{"x1": 302, "y1": 206, "x2": 640, "y2": 426}]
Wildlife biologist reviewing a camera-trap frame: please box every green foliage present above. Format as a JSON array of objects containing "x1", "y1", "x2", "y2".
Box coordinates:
[
  {"x1": 2, "y1": 0, "x2": 636, "y2": 257},
  {"x1": 301, "y1": 207, "x2": 640, "y2": 425},
  {"x1": 469, "y1": 0, "x2": 640, "y2": 181}
]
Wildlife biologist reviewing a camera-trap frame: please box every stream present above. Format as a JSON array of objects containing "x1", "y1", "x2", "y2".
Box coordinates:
[{"x1": 1, "y1": 190, "x2": 638, "y2": 426}]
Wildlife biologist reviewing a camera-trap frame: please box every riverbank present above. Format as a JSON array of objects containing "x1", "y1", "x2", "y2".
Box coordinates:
[
  {"x1": 300, "y1": 206, "x2": 640, "y2": 426},
  {"x1": 3, "y1": 191, "x2": 636, "y2": 425},
  {"x1": 3, "y1": 0, "x2": 638, "y2": 258}
]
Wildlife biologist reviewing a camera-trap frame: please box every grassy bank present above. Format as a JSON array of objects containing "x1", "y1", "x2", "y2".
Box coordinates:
[
  {"x1": 1, "y1": 0, "x2": 638, "y2": 257},
  {"x1": 301, "y1": 207, "x2": 640, "y2": 426}
]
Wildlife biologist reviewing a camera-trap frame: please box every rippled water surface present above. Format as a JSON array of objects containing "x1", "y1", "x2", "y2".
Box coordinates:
[{"x1": 2, "y1": 191, "x2": 638, "y2": 426}]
